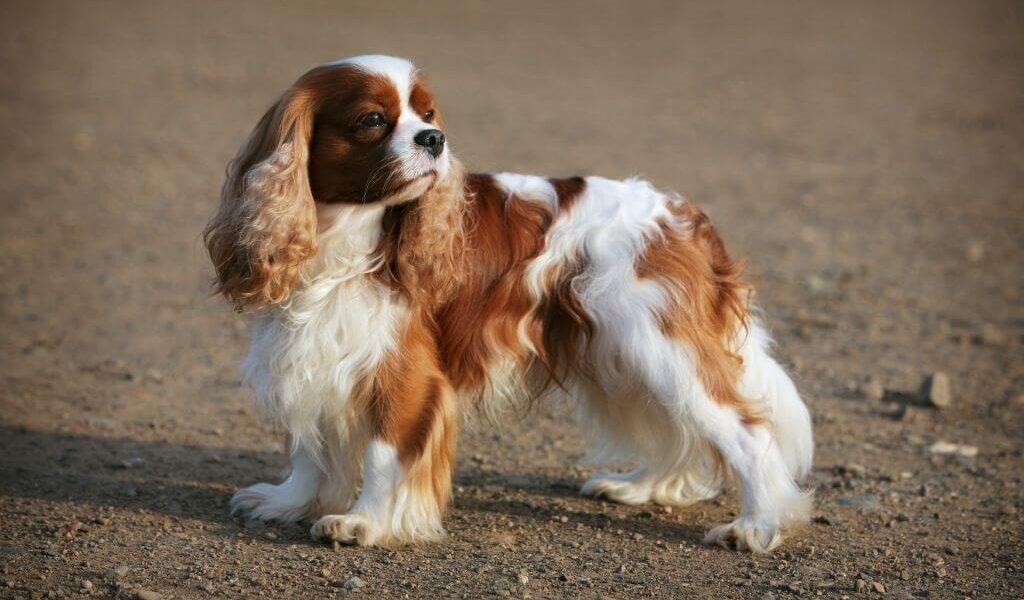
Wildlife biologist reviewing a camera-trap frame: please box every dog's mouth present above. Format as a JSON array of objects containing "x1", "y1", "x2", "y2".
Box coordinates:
[{"x1": 358, "y1": 171, "x2": 437, "y2": 203}]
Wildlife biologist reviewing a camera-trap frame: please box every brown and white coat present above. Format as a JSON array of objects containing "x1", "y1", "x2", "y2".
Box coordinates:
[{"x1": 205, "y1": 56, "x2": 813, "y2": 553}]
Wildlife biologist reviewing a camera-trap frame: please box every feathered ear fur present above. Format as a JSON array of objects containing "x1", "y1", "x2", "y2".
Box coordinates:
[
  {"x1": 378, "y1": 161, "x2": 468, "y2": 305},
  {"x1": 203, "y1": 86, "x2": 318, "y2": 310}
]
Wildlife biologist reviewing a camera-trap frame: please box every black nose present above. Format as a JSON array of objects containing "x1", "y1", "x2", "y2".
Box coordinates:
[{"x1": 413, "y1": 129, "x2": 445, "y2": 157}]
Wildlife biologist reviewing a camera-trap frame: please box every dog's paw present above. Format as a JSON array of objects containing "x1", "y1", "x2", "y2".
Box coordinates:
[
  {"x1": 703, "y1": 517, "x2": 783, "y2": 553},
  {"x1": 310, "y1": 514, "x2": 377, "y2": 546},
  {"x1": 230, "y1": 483, "x2": 310, "y2": 523},
  {"x1": 230, "y1": 483, "x2": 274, "y2": 517}
]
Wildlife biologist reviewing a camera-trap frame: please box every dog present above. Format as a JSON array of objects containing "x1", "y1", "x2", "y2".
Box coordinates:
[{"x1": 204, "y1": 55, "x2": 813, "y2": 553}]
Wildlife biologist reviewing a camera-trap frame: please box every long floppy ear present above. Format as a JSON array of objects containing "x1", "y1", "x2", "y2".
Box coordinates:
[{"x1": 203, "y1": 86, "x2": 318, "y2": 310}]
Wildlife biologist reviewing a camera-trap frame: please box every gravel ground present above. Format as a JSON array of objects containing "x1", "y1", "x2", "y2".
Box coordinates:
[{"x1": 1, "y1": 1, "x2": 1022, "y2": 598}]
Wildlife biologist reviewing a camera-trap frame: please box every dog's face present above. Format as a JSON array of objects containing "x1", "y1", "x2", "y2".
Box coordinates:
[
  {"x1": 205, "y1": 56, "x2": 452, "y2": 308},
  {"x1": 308, "y1": 56, "x2": 450, "y2": 205}
]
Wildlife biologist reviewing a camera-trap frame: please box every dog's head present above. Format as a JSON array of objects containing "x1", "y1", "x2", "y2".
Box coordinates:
[{"x1": 204, "y1": 55, "x2": 450, "y2": 309}]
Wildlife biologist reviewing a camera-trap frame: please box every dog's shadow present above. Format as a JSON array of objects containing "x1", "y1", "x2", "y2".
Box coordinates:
[
  {"x1": 0, "y1": 425, "x2": 276, "y2": 523},
  {"x1": 0, "y1": 426, "x2": 712, "y2": 547},
  {"x1": 451, "y1": 473, "x2": 710, "y2": 547}
]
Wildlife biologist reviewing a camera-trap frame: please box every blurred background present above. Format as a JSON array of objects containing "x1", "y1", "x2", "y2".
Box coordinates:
[{"x1": 1, "y1": 1, "x2": 1021, "y2": 598}]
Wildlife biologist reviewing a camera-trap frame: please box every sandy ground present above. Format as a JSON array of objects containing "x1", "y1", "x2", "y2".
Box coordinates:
[{"x1": 1, "y1": 1, "x2": 1022, "y2": 598}]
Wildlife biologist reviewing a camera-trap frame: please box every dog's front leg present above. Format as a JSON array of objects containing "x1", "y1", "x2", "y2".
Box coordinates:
[
  {"x1": 231, "y1": 441, "x2": 323, "y2": 523},
  {"x1": 311, "y1": 319, "x2": 459, "y2": 547}
]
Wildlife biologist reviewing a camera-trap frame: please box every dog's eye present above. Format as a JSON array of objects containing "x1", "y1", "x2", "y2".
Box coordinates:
[
  {"x1": 422, "y1": 109, "x2": 435, "y2": 122},
  {"x1": 359, "y1": 112, "x2": 386, "y2": 128}
]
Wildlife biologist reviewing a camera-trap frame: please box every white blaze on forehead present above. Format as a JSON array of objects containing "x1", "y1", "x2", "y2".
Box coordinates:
[{"x1": 328, "y1": 55, "x2": 416, "y2": 109}]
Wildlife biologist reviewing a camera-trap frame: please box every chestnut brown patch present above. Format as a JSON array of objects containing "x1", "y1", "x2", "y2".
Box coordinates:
[
  {"x1": 426, "y1": 174, "x2": 592, "y2": 400},
  {"x1": 306, "y1": 66, "x2": 405, "y2": 204},
  {"x1": 373, "y1": 172, "x2": 595, "y2": 404},
  {"x1": 371, "y1": 313, "x2": 452, "y2": 464},
  {"x1": 635, "y1": 201, "x2": 760, "y2": 425},
  {"x1": 410, "y1": 77, "x2": 442, "y2": 127},
  {"x1": 368, "y1": 309, "x2": 458, "y2": 522},
  {"x1": 432, "y1": 174, "x2": 552, "y2": 393},
  {"x1": 549, "y1": 176, "x2": 586, "y2": 213}
]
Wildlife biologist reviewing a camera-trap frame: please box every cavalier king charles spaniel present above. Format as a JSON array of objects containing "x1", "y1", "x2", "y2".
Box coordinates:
[{"x1": 205, "y1": 55, "x2": 813, "y2": 553}]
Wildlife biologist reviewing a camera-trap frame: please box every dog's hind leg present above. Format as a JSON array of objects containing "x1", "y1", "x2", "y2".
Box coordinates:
[
  {"x1": 630, "y1": 331, "x2": 811, "y2": 553},
  {"x1": 579, "y1": 379, "x2": 722, "y2": 507},
  {"x1": 579, "y1": 289, "x2": 810, "y2": 551}
]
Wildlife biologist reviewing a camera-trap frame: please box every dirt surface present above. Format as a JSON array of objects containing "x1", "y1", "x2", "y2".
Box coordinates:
[{"x1": 2, "y1": 1, "x2": 1022, "y2": 598}]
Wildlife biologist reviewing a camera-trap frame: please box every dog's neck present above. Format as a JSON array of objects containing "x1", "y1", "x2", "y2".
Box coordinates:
[
  {"x1": 376, "y1": 160, "x2": 469, "y2": 306},
  {"x1": 310, "y1": 160, "x2": 470, "y2": 307}
]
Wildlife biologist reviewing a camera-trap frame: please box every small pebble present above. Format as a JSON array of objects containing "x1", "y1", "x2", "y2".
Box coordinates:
[
  {"x1": 344, "y1": 576, "x2": 365, "y2": 590},
  {"x1": 928, "y1": 441, "x2": 977, "y2": 458},
  {"x1": 105, "y1": 566, "x2": 129, "y2": 580},
  {"x1": 921, "y1": 372, "x2": 952, "y2": 409},
  {"x1": 862, "y1": 380, "x2": 885, "y2": 401},
  {"x1": 136, "y1": 591, "x2": 163, "y2": 600},
  {"x1": 836, "y1": 494, "x2": 879, "y2": 511},
  {"x1": 840, "y1": 463, "x2": 867, "y2": 478}
]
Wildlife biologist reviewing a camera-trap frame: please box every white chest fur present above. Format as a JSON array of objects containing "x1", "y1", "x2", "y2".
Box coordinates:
[{"x1": 241, "y1": 206, "x2": 407, "y2": 456}]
